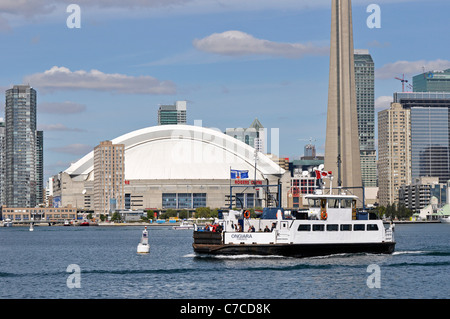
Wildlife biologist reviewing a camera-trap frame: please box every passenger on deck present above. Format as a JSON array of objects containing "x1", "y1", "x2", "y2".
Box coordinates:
[
  {"x1": 271, "y1": 222, "x2": 276, "y2": 231},
  {"x1": 264, "y1": 225, "x2": 270, "y2": 232},
  {"x1": 248, "y1": 225, "x2": 255, "y2": 232}
]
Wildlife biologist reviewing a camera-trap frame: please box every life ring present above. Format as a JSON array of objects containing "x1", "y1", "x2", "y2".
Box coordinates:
[
  {"x1": 321, "y1": 211, "x2": 328, "y2": 220},
  {"x1": 244, "y1": 210, "x2": 251, "y2": 219}
]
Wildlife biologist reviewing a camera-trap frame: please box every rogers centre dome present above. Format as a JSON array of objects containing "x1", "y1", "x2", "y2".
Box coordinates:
[
  {"x1": 65, "y1": 125, "x2": 283, "y2": 180},
  {"x1": 55, "y1": 125, "x2": 287, "y2": 213}
]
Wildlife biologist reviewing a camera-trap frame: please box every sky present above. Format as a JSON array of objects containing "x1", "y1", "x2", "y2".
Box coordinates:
[{"x1": 1, "y1": 0, "x2": 449, "y2": 182}]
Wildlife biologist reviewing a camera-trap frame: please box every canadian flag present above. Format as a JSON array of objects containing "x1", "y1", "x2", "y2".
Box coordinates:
[{"x1": 315, "y1": 170, "x2": 333, "y2": 179}]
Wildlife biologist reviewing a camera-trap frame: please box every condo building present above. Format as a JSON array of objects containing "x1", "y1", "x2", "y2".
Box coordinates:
[
  {"x1": 378, "y1": 103, "x2": 411, "y2": 206},
  {"x1": 93, "y1": 141, "x2": 125, "y2": 215},
  {"x1": 354, "y1": 49, "x2": 377, "y2": 187},
  {"x1": 4, "y1": 85, "x2": 43, "y2": 207}
]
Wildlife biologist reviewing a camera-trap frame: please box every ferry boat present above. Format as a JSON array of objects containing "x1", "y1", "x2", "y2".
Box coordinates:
[{"x1": 192, "y1": 170, "x2": 395, "y2": 258}]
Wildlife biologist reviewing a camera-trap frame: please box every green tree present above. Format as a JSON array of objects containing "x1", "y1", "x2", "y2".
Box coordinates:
[
  {"x1": 111, "y1": 212, "x2": 121, "y2": 222},
  {"x1": 179, "y1": 209, "x2": 189, "y2": 219}
]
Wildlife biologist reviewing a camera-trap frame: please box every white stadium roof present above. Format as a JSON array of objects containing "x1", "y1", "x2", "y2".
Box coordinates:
[{"x1": 64, "y1": 125, "x2": 284, "y2": 180}]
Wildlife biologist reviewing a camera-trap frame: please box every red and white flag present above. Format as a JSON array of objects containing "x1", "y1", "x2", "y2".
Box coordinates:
[{"x1": 315, "y1": 170, "x2": 332, "y2": 179}]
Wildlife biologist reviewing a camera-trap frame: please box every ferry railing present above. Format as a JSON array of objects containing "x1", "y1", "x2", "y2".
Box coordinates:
[{"x1": 384, "y1": 226, "x2": 394, "y2": 242}]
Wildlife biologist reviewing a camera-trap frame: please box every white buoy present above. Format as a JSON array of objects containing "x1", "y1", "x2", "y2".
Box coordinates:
[{"x1": 137, "y1": 226, "x2": 150, "y2": 253}]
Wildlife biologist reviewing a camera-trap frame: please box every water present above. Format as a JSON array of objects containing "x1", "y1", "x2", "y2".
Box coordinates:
[{"x1": 0, "y1": 223, "x2": 449, "y2": 299}]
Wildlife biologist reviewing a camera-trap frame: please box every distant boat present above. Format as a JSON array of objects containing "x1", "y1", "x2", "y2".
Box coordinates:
[
  {"x1": 64, "y1": 220, "x2": 71, "y2": 226},
  {"x1": 440, "y1": 215, "x2": 450, "y2": 224},
  {"x1": 29, "y1": 223, "x2": 34, "y2": 232},
  {"x1": 137, "y1": 226, "x2": 150, "y2": 254},
  {"x1": 3, "y1": 219, "x2": 12, "y2": 227},
  {"x1": 173, "y1": 221, "x2": 194, "y2": 230},
  {"x1": 80, "y1": 220, "x2": 90, "y2": 226}
]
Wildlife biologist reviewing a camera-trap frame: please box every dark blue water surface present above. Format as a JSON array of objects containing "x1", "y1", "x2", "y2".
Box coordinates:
[{"x1": 0, "y1": 223, "x2": 449, "y2": 299}]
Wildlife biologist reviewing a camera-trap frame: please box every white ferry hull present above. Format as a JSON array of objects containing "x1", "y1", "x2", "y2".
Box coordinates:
[{"x1": 193, "y1": 237, "x2": 395, "y2": 257}]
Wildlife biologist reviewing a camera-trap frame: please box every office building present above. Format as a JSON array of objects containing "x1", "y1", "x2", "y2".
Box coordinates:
[
  {"x1": 354, "y1": 49, "x2": 377, "y2": 187},
  {"x1": 399, "y1": 177, "x2": 448, "y2": 213},
  {"x1": 378, "y1": 103, "x2": 411, "y2": 206},
  {"x1": 394, "y1": 92, "x2": 450, "y2": 184},
  {"x1": 324, "y1": 0, "x2": 363, "y2": 199},
  {"x1": 5, "y1": 85, "x2": 38, "y2": 208},
  {"x1": 157, "y1": 101, "x2": 187, "y2": 125},
  {"x1": 413, "y1": 69, "x2": 450, "y2": 92},
  {"x1": 225, "y1": 118, "x2": 266, "y2": 153},
  {"x1": 93, "y1": 141, "x2": 125, "y2": 215}
]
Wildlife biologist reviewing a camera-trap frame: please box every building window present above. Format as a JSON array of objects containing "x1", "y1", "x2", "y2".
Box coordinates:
[
  {"x1": 178, "y1": 193, "x2": 192, "y2": 209},
  {"x1": 246, "y1": 193, "x2": 254, "y2": 208},
  {"x1": 162, "y1": 193, "x2": 177, "y2": 209},
  {"x1": 193, "y1": 193, "x2": 207, "y2": 208},
  {"x1": 125, "y1": 193, "x2": 131, "y2": 209}
]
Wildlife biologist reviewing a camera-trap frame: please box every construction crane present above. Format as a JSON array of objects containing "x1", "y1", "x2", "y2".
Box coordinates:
[
  {"x1": 394, "y1": 74, "x2": 408, "y2": 92},
  {"x1": 407, "y1": 84, "x2": 413, "y2": 92}
]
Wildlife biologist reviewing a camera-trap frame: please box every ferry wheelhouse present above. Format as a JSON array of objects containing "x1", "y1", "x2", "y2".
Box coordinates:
[{"x1": 192, "y1": 171, "x2": 395, "y2": 258}]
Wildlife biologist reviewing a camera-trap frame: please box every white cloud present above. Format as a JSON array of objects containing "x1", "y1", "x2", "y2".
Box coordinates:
[
  {"x1": 38, "y1": 123, "x2": 85, "y2": 132},
  {"x1": 375, "y1": 96, "x2": 393, "y2": 110},
  {"x1": 376, "y1": 59, "x2": 450, "y2": 79},
  {"x1": 193, "y1": 30, "x2": 328, "y2": 59},
  {"x1": 24, "y1": 66, "x2": 176, "y2": 95},
  {"x1": 50, "y1": 143, "x2": 93, "y2": 155},
  {"x1": 39, "y1": 101, "x2": 86, "y2": 114}
]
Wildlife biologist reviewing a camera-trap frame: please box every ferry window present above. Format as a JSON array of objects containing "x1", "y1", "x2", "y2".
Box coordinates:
[
  {"x1": 367, "y1": 224, "x2": 379, "y2": 231},
  {"x1": 327, "y1": 224, "x2": 338, "y2": 231},
  {"x1": 328, "y1": 199, "x2": 339, "y2": 208},
  {"x1": 308, "y1": 199, "x2": 319, "y2": 208},
  {"x1": 340, "y1": 224, "x2": 351, "y2": 231},
  {"x1": 354, "y1": 224, "x2": 365, "y2": 231},
  {"x1": 297, "y1": 224, "x2": 311, "y2": 231},
  {"x1": 313, "y1": 224, "x2": 324, "y2": 231}
]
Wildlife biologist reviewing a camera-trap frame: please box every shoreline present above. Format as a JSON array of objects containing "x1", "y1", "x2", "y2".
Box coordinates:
[{"x1": 1, "y1": 220, "x2": 444, "y2": 227}]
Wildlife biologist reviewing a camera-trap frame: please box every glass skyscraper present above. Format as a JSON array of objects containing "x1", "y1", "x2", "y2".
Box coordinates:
[
  {"x1": 4, "y1": 85, "x2": 43, "y2": 207},
  {"x1": 413, "y1": 69, "x2": 450, "y2": 92},
  {"x1": 394, "y1": 92, "x2": 450, "y2": 184},
  {"x1": 157, "y1": 101, "x2": 187, "y2": 125},
  {"x1": 354, "y1": 50, "x2": 377, "y2": 187}
]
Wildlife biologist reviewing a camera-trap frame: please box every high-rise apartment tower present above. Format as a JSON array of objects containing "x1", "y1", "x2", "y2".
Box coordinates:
[
  {"x1": 354, "y1": 49, "x2": 377, "y2": 187},
  {"x1": 94, "y1": 141, "x2": 125, "y2": 215},
  {"x1": 4, "y1": 85, "x2": 42, "y2": 207}
]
